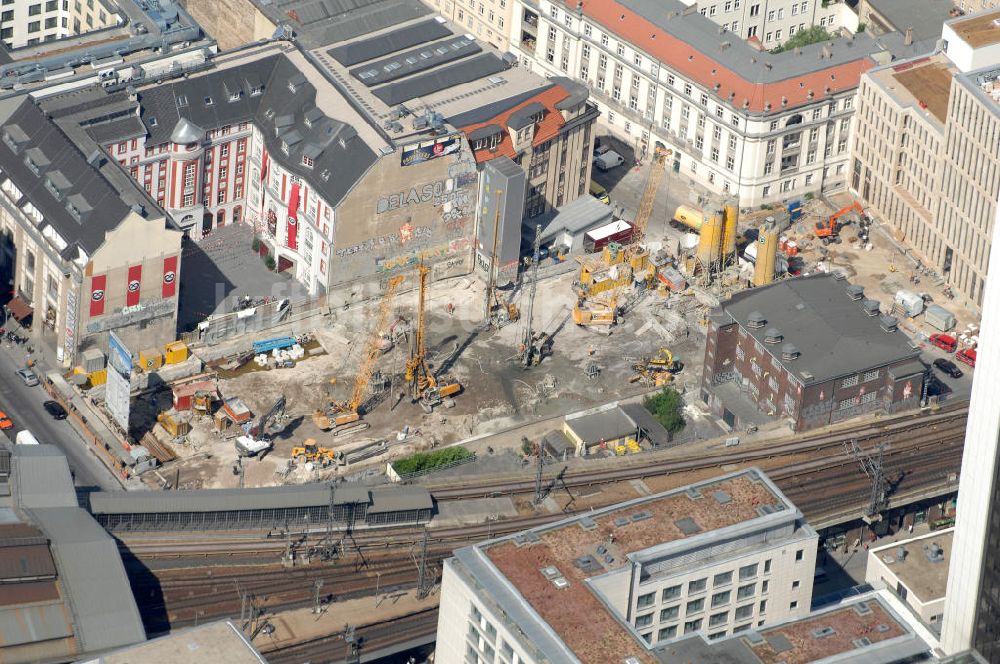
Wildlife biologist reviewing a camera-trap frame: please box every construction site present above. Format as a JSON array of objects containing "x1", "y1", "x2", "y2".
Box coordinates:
[{"x1": 65, "y1": 144, "x2": 978, "y2": 492}]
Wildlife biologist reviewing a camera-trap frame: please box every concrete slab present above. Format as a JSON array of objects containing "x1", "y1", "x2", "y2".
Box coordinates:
[{"x1": 432, "y1": 497, "x2": 518, "y2": 526}]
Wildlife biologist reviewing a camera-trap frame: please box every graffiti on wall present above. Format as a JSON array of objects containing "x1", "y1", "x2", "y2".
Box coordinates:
[
  {"x1": 336, "y1": 225, "x2": 434, "y2": 258},
  {"x1": 376, "y1": 237, "x2": 471, "y2": 273}
]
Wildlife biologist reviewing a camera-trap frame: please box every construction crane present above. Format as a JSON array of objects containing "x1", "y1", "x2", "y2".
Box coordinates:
[
  {"x1": 321, "y1": 274, "x2": 405, "y2": 434},
  {"x1": 628, "y1": 146, "x2": 671, "y2": 253},
  {"x1": 815, "y1": 201, "x2": 865, "y2": 243},
  {"x1": 521, "y1": 224, "x2": 542, "y2": 367},
  {"x1": 406, "y1": 265, "x2": 461, "y2": 411}
]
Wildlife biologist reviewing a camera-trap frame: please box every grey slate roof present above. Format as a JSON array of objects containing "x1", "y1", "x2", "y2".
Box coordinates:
[
  {"x1": 371, "y1": 52, "x2": 511, "y2": 106},
  {"x1": 10, "y1": 446, "x2": 144, "y2": 654},
  {"x1": 134, "y1": 54, "x2": 379, "y2": 209},
  {"x1": 24, "y1": 506, "x2": 145, "y2": 652},
  {"x1": 565, "y1": 405, "x2": 642, "y2": 445},
  {"x1": 620, "y1": 403, "x2": 672, "y2": 447},
  {"x1": 616, "y1": 0, "x2": 931, "y2": 91},
  {"x1": 328, "y1": 18, "x2": 452, "y2": 66},
  {"x1": 446, "y1": 83, "x2": 557, "y2": 126},
  {"x1": 506, "y1": 101, "x2": 546, "y2": 130},
  {"x1": 718, "y1": 273, "x2": 920, "y2": 384},
  {"x1": 350, "y1": 34, "x2": 481, "y2": 87},
  {"x1": 866, "y1": 0, "x2": 954, "y2": 43},
  {"x1": 253, "y1": 0, "x2": 430, "y2": 50},
  {"x1": 0, "y1": 99, "x2": 133, "y2": 255},
  {"x1": 11, "y1": 445, "x2": 77, "y2": 509},
  {"x1": 89, "y1": 483, "x2": 432, "y2": 514}
]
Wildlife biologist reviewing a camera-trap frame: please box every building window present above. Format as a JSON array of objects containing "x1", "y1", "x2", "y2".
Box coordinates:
[
  {"x1": 737, "y1": 583, "x2": 755, "y2": 600},
  {"x1": 637, "y1": 592, "x2": 655, "y2": 609},
  {"x1": 635, "y1": 613, "x2": 654, "y2": 628},
  {"x1": 661, "y1": 605, "x2": 680, "y2": 621},
  {"x1": 795, "y1": 549, "x2": 804, "y2": 562},
  {"x1": 689, "y1": 578, "x2": 707, "y2": 594},
  {"x1": 663, "y1": 585, "x2": 682, "y2": 601},
  {"x1": 709, "y1": 611, "x2": 728, "y2": 627},
  {"x1": 790, "y1": 601, "x2": 798, "y2": 610},
  {"x1": 684, "y1": 619, "x2": 703, "y2": 634},
  {"x1": 658, "y1": 625, "x2": 677, "y2": 641},
  {"x1": 739, "y1": 564, "x2": 758, "y2": 581},
  {"x1": 712, "y1": 591, "x2": 731, "y2": 607},
  {"x1": 760, "y1": 599, "x2": 767, "y2": 614},
  {"x1": 687, "y1": 598, "x2": 705, "y2": 614},
  {"x1": 714, "y1": 571, "x2": 733, "y2": 587},
  {"x1": 842, "y1": 375, "x2": 859, "y2": 388},
  {"x1": 735, "y1": 604, "x2": 754, "y2": 621}
]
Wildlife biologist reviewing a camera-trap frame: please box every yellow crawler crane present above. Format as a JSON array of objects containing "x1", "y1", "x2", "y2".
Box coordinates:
[{"x1": 406, "y1": 265, "x2": 461, "y2": 411}]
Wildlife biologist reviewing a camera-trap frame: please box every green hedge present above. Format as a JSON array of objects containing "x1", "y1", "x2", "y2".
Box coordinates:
[{"x1": 393, "y1": 447, "x2": 473, "y2": 476}]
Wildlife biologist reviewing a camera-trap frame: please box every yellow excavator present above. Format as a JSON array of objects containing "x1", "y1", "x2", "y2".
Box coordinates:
[
  {"x1": 406, "y1": 265, "x2": 461, "y2": 412},
  {"x1": 315, "y1": 274, "x2": 405, "y2": 435},
  {"x1": 291, "y1": 438, "x2": 336, "y2": 466},
  {"x1": 630, "y1": 347, "x2": 681, "y2": 385}
]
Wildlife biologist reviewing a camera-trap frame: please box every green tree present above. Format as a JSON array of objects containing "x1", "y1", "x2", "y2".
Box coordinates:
[
  {"x1": 643, "y1": 387, "x2": 687, "y2": 434},
  {"x1": 770, "y1": 26, "x2": 830, "y2": 53}
]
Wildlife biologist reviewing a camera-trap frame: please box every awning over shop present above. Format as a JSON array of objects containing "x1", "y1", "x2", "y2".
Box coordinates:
[{"x1": 5, "y1": 297, "x2": 33, "y2": 324}]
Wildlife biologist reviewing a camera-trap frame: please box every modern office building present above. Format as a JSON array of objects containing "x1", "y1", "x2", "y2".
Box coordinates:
[
  {"x1": 509, "y1": 0, "x2": 930, "y2": 207},
  {"x1": 939, "y1": 193, "x2": 1000, "y2": 660},
  {"x1": 866, "y1": 528, "x2": 952, "y2": 628},
  {"x1": 437, "y1": 468, "x2": 820, "y2": 661},
  {"x1": 850, "y1": 8, "x2": 1000, "y2": 310}
]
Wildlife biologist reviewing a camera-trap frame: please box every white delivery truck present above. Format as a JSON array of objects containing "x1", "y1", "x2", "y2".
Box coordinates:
[
  {"x1": 16, "y1": 430, "x2": 40, "y2": 445},
  {"x1": 594, "y1": 150, "x2": 625, "y2": 171}
]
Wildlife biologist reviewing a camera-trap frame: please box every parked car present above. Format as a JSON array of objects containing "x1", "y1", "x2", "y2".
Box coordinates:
[
  {"x1": 956, "y1": 348, "x2": 977, "y2": 368},
  {"x1": 15, "y1": 368, "x2": 38, "y2": 386},
  {"x1": 593, "y1": 143, "x2": 611, "y2": 159},
  {"x1": 43, "y1": 401, "x2": 67, "y2": 420},
  {"x1": 594, "y1": 150, "x2": 625, "y2": 171},
  {"x1": 0, "y1": 411, "x2": 12, "y2": 430},
  {"x1": 589, "y1": 179, "x2": 610, "y2": 205},
  {"x1": 933, "y1": 358, "x2": 964, "y2": 378},
  {"x1": 929, "y1": 333, "x2": 957, "y2": 353}
]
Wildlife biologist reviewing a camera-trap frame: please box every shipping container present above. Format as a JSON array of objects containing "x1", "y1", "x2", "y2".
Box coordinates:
[
  {"x1": 656, "y1": 267, "x2": 687, "y2": 292},
  {"x1": 925, "y1": 304, "x2": 957, "y2": 332},
  {"x1": 894, "y1": 289, "x2": 924, "y2": 317},
  {"x1": 583, "y1": 220, "x2": 634, "y2": 253}
]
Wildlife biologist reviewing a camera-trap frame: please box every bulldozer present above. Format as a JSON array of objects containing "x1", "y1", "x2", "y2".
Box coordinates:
[{"x1": 291, "y1": 439, "x2": 336, "y2": 466}]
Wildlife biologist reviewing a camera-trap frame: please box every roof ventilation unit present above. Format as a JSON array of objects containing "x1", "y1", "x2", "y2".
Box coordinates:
[
  {"x1": 764, "y1": 327, "x2": 782, "y2": 343},
  {"x1": 845, "y1": 284, "x2": 865, "y2": 300},
  {"x1": 747, "y1": 311, "x2": 766, "y2": 328},
  {"x1": 862, "y1": 299, "x2": 881, "y2": 317},
  {"x1": 924, "y1": 542, "x2": 945, "y2": 563},
  {"x1": 880, "y1": 315, "x2": 899, "y2": 333}
]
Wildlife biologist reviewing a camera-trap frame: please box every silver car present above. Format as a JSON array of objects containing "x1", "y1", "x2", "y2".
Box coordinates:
[{"x1": 16, "y1": 368, "x2": 38, "y2": 386}]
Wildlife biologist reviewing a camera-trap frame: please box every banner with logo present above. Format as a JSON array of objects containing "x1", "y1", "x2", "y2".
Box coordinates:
[
  {"x1": 126, "y1": 265, "x2": 142, "y2": 307},
  {"x1": 287, "y1": 182, "x2": 300, "y2": 250},
  {"x1": 400, "y1": 135, "x2": 460, "y2": 167},
  {"x1": 162, "y1": 256, "x2": 177, "y2": 298},
  {"x1": 90, "y1": 274, "x2": 106, "y2": 317}
]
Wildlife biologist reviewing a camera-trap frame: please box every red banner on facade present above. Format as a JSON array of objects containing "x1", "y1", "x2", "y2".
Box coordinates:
[
  {"x1": 287, "y1": 183, "x2": 300, "y2": 250},
  {"x1": 90, "y1": 274, "x2": 106, "y2": 317},
  {"x1": 162, "y1": 255, "x2": 177, "y2": 298},
  {"x1": 126, "y1": 265, "x2": 142, "y2": 307}
]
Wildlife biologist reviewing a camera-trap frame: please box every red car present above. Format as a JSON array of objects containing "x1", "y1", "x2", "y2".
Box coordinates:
[
  {"x1": 929, "y1": 333, "x2": 958, "y2": 353},
  {"x1": 957, "y1": 348, "x2": 977, "y2": 368}
]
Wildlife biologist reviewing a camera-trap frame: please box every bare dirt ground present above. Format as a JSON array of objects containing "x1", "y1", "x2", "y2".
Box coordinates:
[{"x1": 146, "y1": 269, "x2": 713, "y2": 489}]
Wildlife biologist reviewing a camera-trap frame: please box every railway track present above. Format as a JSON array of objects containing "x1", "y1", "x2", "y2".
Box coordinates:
[{"x1": 119, "y1": 404, "x2": 966, "y2": 657}]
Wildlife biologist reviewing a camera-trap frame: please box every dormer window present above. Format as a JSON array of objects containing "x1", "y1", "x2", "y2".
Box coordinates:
[
  {"x1": 229, "y1": 90, "x2": 241, "y2": 102},
  {"x1": 474, "y1": 133, "x2": 502, "y2": 151},
  {"x1": 149, "y1": 117, "x2": 158, "y2": 127},
  {"x1": 176, "y1": 94, "x2": 188, "y2": 107},
  {"x1": 302, "y1": 155, "x2": 314, "y2": 168},
  {"x1": 21, "y1": 202, "x2": 42, "y2": 225},
  {"x1": 250, "y1": 84, "x2": 263, "y2": 96},
  {"x1": 204, "y1": 96, "x2": 214, "y2": 106}
]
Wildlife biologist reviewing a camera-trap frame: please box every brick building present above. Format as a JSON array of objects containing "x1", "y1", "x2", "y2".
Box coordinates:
[{"x1": 701, "y1": 273, "x2": 925, "y2": 432}]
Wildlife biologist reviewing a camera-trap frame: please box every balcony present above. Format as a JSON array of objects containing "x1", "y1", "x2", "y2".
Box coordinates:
[{"x1": 522, "y1": 9, "x2": 539, "y2": 33}]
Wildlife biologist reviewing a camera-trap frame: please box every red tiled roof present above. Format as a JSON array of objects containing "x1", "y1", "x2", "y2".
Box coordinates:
[
  {"x1": 458, "y1": 85, "x2": 571, "y2": 163},
  {"x1": 562, "y1": 0, "x2": 876, "y2": 113}
]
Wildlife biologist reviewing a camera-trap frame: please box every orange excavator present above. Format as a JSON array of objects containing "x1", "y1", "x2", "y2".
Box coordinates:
[{"x1": 815, "y1": 201, "x2": 865, "y2": 243}]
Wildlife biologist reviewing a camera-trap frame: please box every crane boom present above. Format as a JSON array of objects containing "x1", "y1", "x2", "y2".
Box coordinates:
[
  {"x1": 630, "y1": 147, "x2": 670, "y2": 250},
  {"x1": 405, "y1": 265, "x2": 435, "y2": 396},
  {"x1": 348, "y1": 274, "x2": 405, "y2": 412}
]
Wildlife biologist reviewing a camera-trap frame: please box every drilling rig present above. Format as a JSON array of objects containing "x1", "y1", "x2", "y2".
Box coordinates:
[{"x1": 406, "y1": 265, "x2": 461, "y2": 412}]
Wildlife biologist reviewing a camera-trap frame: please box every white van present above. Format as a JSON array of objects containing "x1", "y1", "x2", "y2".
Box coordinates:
[{"x1": 15, "y1": 430, "x2": 40, "y2": 445}]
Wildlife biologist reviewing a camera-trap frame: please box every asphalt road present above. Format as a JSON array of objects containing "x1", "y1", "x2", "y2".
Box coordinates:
[{"x1": 0, "y1": 344, "x2": 121, "y2": 492}]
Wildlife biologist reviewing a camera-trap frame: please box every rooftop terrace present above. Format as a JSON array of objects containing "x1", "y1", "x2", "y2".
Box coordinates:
[
  {"x1": 870, "y1": 529, "x2": 952, "y2": 601},
  {"x1": 482, "y1": 470, "x2": 788, "y2": 664},
  {"x1": 950, "y1": 8, "x2": 1000, "y2": 48},
  {"x1": 868, "y1": 54, "x2": 956, "y2": 126}
]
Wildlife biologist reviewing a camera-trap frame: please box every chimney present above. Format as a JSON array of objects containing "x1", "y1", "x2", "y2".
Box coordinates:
[{"x1": 904, "y1": 27, "x2": 913, "y2": 46}]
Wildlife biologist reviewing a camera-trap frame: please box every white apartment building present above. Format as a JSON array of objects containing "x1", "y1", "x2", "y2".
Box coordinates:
[
  {"x1": 421, "y1": 0, "x2": 513, "y2": 51},
  {"x1": 866, "y1": 528, "x2": 952, "y2": 628},
  {"x1": 0, "y1": 0, "x2": 121, "y2": 50},
  {"x1": 676, "y1": 0, "x2": 848, "y2": 48},
  {"x1": 509, "y1": 0, "x2": 907, "y2": 207},
  {"x1": 436, "y1": 469, "x2": 819, "y2": 663},
  {"x1": 850, "y1": 8, "x2": 1000, "y2": 309}
]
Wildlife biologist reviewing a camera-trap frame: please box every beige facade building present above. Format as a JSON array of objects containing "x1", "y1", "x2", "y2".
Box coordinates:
[
  {"x1": 850, "y1": 8, "x2": 1000, "y2": 310},
  {"x1": 436, "y1": 469, "x2": 820, "y2": 663},
  {"x1": 0, "y1": 0, "x2": 121, "y2": 50},
  {"x1": 421, "y1": 0, "x2": 513, "y2": 51},
  {"x1": 865, "y1": 528, "x2": 952, "y2": 628}
]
